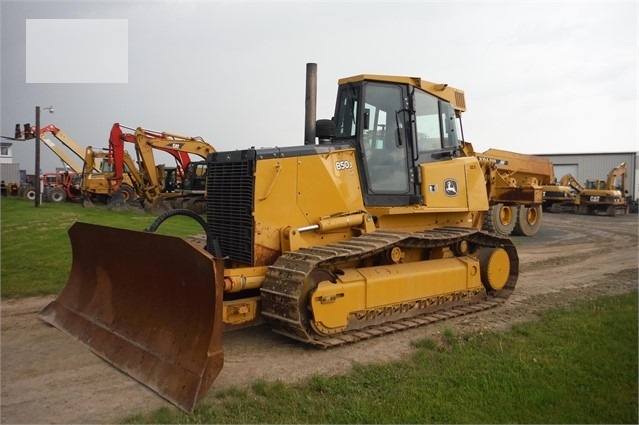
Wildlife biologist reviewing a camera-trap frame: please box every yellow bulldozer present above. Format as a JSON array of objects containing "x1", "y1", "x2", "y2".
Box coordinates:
[{"x1": 40, "y1": 64, "x2": 519, "y2": 412}]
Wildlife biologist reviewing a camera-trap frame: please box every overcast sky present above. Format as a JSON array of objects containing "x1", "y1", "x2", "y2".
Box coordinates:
[{"x1": 1, "y1": 0, "x2": 637, "y2": 174}]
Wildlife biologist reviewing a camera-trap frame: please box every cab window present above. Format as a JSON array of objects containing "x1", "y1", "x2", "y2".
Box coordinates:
[{"x1": 414, "y1": 90, "x2": 460, "y2": 154}]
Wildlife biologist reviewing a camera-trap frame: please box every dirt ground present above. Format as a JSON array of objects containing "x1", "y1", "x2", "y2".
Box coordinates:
[{"x1": 1, "y1": 212, "x2": 637, "y2": 424}]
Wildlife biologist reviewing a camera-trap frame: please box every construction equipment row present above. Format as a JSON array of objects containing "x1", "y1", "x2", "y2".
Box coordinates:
[
  {"x1": 541, "y1": 162, "x2": 630, "y2": 216},
  {"x1": 7, "y1": 123, "x2": 216, "y2": 212}
]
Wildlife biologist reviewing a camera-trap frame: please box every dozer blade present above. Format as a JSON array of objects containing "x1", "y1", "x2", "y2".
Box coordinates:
[{"x1": 39, "y1": 222, "x2": 224, "y2": 413}]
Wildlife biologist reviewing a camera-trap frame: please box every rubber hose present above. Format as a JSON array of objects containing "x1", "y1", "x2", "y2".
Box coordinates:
[{"x1": 144, "y1": 208, "x2": 207, "y2": 233}]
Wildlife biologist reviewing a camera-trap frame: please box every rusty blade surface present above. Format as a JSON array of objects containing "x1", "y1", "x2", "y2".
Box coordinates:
[{"x1": 39, "y1": 222, "x2": 224, "y2": 413}]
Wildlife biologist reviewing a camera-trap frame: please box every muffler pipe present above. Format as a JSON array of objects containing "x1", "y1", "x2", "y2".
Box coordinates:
[{"x1": 304, "y1": 62, "x2": 317, "y2": 145}]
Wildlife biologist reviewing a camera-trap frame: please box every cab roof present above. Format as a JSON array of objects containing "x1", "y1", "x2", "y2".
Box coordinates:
[{"x1": 338, "y1": 74, "x2": 466, "y2": 113}]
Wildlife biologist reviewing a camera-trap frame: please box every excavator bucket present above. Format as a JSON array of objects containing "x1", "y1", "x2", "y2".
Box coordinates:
[{"x1": 39, "y1": 222, "x2": 224, "y2": 413}]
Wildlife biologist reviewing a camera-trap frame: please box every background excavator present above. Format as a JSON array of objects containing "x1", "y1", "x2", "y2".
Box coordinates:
[
  {"x1": 108, "y1": 123, "x2": 215, "y2": 212},
  {"x1": 543, "y1": 166, "x2": 630, "y2": 216},
  {"x1": 573, "y1": 162, "x2": 629, "y2": 216},
  {"x1": 40, "y1": 64, "x2": 520, "y2": 413},
  {"x1": 541, "y1": 172, "x2": 576, "y2": 213},
  {"x1": 80, "y1": 123, "x2": 215, "y2": 210},
  {"x1": 541, "y1": 173, "x2": 583, "y2": 213}
]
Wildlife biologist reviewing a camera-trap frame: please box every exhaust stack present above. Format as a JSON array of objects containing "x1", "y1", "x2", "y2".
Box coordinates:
[{"x1": 304, "y1": 62, "x2": 317, "y2": 145}]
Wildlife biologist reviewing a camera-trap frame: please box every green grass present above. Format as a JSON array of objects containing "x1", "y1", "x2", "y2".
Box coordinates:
[
  {"x1": 123, "y1": 291, "x2": 638, "y2": 424},
  {"x1": 0, "y1": 196, "x2": 204, "y2": 298}
]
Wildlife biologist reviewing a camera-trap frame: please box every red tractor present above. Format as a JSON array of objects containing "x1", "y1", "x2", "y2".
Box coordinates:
[{"x1": 42, "y1": 171, "x2": 82, "y2": 202}]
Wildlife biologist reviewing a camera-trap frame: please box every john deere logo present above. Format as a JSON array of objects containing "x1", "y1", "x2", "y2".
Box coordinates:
[{"x1": 444, "y1": 179, "x2": 458, "y2": 196}]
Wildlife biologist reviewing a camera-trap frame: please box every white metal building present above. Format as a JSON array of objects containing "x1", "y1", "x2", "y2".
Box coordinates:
[
  {"x1": 534, "y1": 152, "x2": 637, "y2": 200},
  {"x1": 0, "y1": 141, "x2": 21, "y2": 183}
]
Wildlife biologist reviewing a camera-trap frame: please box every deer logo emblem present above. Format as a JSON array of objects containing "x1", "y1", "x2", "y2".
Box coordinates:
[{"x1": 444, "y1": 179, "x2": 458, "y2": 196}]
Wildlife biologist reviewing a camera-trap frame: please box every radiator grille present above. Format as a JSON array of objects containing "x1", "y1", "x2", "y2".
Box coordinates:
[{"x1": 205, "y1": 156, "x2": 255, "y2": 265}]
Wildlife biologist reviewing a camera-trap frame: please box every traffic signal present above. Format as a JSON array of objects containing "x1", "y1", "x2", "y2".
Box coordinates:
[
  {"x1": 14, "y1": 124, "x2": 21, "y2": 139},
  {"x1": 23, "y1": 124, "x2": 35, "y2": 140}
]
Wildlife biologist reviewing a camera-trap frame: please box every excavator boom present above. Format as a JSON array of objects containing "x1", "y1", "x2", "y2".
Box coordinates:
[
  {"x1": 606, "y1": 162, "x2": 627, "y2": 191},
  {"x1": 108, "y1": 123, "x2": 215, "y2": 207},
  {"x1": 560, "y1": 173, "x2": 584, "y2": 192}
]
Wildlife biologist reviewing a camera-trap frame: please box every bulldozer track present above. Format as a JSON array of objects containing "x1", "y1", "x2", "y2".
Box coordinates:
[{"x1": 261, "y1": 228, "x2": 518, "y2": 348}]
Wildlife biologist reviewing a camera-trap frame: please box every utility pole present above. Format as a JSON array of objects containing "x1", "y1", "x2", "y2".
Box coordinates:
[{"x1": 34, "y1": 105, "x2": 54, "y2": 207}]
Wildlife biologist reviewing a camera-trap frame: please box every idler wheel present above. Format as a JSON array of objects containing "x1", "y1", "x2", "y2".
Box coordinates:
[{"x1": 477, "y1": 247, "x2": 510, "y2": 291}]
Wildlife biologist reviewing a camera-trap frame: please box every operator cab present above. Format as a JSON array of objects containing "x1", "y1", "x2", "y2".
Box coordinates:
[
  {"x1": 182, "y1": 161, "x2": 207, "y2": 193},
  {"x1": 330, "y1": 76, "x2": 464, "y2": 206},
  {"x1": 585, "y1": 179, "x2": 605, "y2": 190}
]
